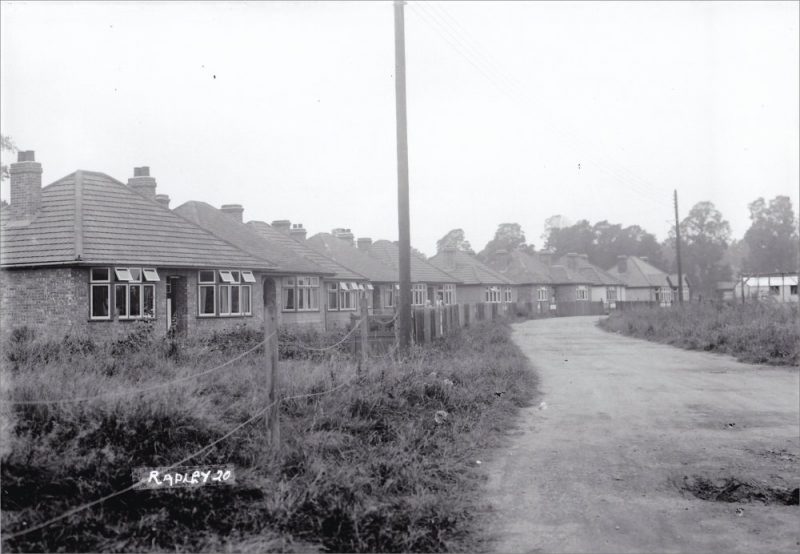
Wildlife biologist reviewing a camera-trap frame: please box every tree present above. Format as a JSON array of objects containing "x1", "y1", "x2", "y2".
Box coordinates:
[
  {"x1": 742, "y1": 196, "x2": 798, "y2": 273},
  {"x1": 671, "y1": 201, "x2": 732, "y2": 298},
  {"x1": 543, "y1": 218, "x2": 666, "y2": 270},
  {"x1": 478, "y1": 223, "x2": 534, "y2": 261},
  {"x1": 1, "y1": 134, "x2": 17, "y2": 183},
  {"x1": 436, "y1": 228, "x2": 474, "y2": 254}
]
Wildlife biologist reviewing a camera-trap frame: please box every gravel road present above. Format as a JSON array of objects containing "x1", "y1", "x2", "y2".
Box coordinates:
[{"x1": 483, "y1": 316, "x2": 799, "y2": 554}]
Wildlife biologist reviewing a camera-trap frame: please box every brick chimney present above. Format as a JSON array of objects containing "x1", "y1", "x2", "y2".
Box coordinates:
[
  {"x1": 566, "y1": 253, "x2": 579, "y2": 270},
  {"x1": 617, "y1": 255, "x2": 628, "y2": 273},
  {"x1": 8, "y1": 150, "x2": 42, "y2": 222},
  {"x1": 271, "y1": 220, "x2": 291, "y2": 234},
  {"x1": 493, "y1": 248, "x2": 511, "y2": 268},
  {"x1": 357, "y1": 237, "x2": 373, "y2": 251},
  {"x1": 440, "y1": 246, "x2": 458, "y2": 270},
  {"x1": 155, "y1": 194, "x2": 170, "y2": 208},
  {"x1": 127, "y1": 166, "x2": 156, "y2": 200},
  {"x1": 289, "y1": 223, "x2": 307, "y2": 240},
  {"x1": 332, "y1": 228, "x2": 355, "y2": 245},
  {"x1": 221, "y1": 204, "x2": 244, "y2": 223}
]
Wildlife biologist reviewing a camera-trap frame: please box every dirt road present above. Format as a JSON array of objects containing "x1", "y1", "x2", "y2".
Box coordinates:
[{"x1": 483, "y1": 316, "x2": 799, "y2": 554}]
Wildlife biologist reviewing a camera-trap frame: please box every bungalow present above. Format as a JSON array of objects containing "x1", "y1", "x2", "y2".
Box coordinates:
[
  {"x1": 0, "y1": 153, "x2": 276, "y2": 340},
  {"x1": 484, "y1": 250, "x2": 557, "y2": 314},
  {"x1": 305, "y1": 233, "x2": 399, "y2": 315},
  {"x1": 246, "y1": 221, "x2": 371, "y2": 328},
  {"x1": 734, "y1": 273, "x2": 799, "y2": 303},
  {"x1": 173, "y1": 202, "x2": 364, "y2": 330},
  {"x1": 607, "y1": 255, "x2": 689, "y2": 305},
  {"x1": 428, "y1": 247, "x2": 516, "y2": 305},
  {"x1": 365, "y1": 240, "x2": 460, "y2": 306},
  {"x1": 554, "y1": 253, "x2": 626, "y2": 305}
]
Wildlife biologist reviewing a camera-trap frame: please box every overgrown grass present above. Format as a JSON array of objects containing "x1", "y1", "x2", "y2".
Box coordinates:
[
  {"x1": 599, "y1": 301, "x2": 800, "y2": 366},
  {"x1": 1, "y1": 319, "x2": 537, "y2": 552}
]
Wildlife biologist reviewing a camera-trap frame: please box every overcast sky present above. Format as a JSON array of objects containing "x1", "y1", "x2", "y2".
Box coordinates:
[{"x1": 2, "y1": 1, "x2": 798, "y2": 257}]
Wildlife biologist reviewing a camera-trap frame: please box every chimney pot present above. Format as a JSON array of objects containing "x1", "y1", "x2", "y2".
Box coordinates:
[
  {"x1": 332, "y1": 227, "x2": 355, "y2": 245},
  {"x1": 8, "y1": 151, "x2": 43, "y2": 222},
  {"x1": 134, "y1": 166, "x2": 150, "y2": 177},
  {"x1": 289, "y1": 223, "x2": 307, "y2": 240},
  {"x1": 155, "y1": 194, "x2": 171, "y2": 208},
  {"x1": 221, "y1": 203, "x2": 244, "y2": 223}
]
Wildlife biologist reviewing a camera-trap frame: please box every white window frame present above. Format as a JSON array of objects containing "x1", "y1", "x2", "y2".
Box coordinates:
[
  {"x1": 537, "y1": 287, "x2": 548, "y2": 302},
  {"x1": 89, "y1": 267, "x2": 111, "y2": 320},
  {"x1": 411, "y1": 284, "x2": 427, "y2": 306},
  {"x1": 198, "y1": 269, "x2": 254, "y2": 317},
  {"x1": 114, "y1": 268, "x2": 155, "y2": 320},
  {"x1": 503, "y1": 287, "x2": 513, "y2": 303},
  {"x1": 283, "y1": 275, "x2": 320, "y2": 313},
  {"x1": 443, "y1": 284, "x2": 457, "y2": 305},
  {"x1": 242, "y1": 270, "x2": 256, "y2": 283},
  {"x1": 384, "y1": 285, "x2": 396, "y2": 308},
  {"x1": 485, "y1": 286, "x2": 501, "y2": 303},
  {"x1": 142, "y1": 268, "x2": 160, "y2": 282},
  {"x1": 606, "y1": 286, "x2": 617, "y2": 301},
  {"x1": 576, "y1": 286, "x2": 589, "y2": 301},
  {"x1": 338, "y1": 281, "x2": 357, "y2": 311}
]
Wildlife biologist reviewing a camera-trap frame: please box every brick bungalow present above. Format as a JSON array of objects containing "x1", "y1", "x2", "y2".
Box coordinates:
[
  {"x1": 484, "y1": 250, "x2": 557, "y2": 314},
  {"x1": 428, "y1": 247, "x2": 516, "y2": 305},
  {"x1": 0, "y1": 153, "x2": 277, "y2": 341},
  {"x1": 554, "y1": 253, "x2": 626, "y2": 305},
  {"x1": 365, "y1": 240, "x2": 460, "y2": 306},
  {"x1": 305, "y1": 232, "x2": 399, "y2": 315},
  {"x1": 607, "y1": 255, "x2": 690, "y2": 305}
]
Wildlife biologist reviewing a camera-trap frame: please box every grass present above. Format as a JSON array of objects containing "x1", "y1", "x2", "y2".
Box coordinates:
[
  {"x1": 1, "y1": 318, "x2": 537, "y2": 552},
  {"x1": 598, "y1": 301, "x2": 800, "y2": 366}
]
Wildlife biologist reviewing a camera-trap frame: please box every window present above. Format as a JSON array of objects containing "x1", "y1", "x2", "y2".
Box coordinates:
[
  {"x1": 383, "y1": 285, "x2": 396, "y2": 308},
  {"x1": 769, "y1": 286, "x2": 780, "y2": 295},
  {"x1": 576, "y1": 286, "x2": 588, "y2": 301},
  {"x1": 113, "y1": 267, "x2": 155, "y2": 319},
  {"x1": 327, "y1": 282, "x2": 339, "y2": 310},
  {"x1": 443, "y1": 284, "x2": 457, "y2": 305},
  {"x1": 607, "y1": 287, "x2": 617, "y2": 301},
  {"x1": 485, "y1": 286, "x2": 501, "y2": 303},
  {"x1": 503, "y1": 287, "x2": 513, "y2": 303},
  {"x1": 339, "y1": 281, "x2": 357, "y2": 311},
  {"x1": 198, "y1": 269, "x2": 253, "y2": 317},
  {"x1": 791, "y1": 285, "x2": 798, "y2": 296},
  {"x1": 283, "y1": 276, "x2": 319, "y2": 312},
  {"x1": 90, "y1": 267, "x2": 111, "y2": 320},
  {"x1": 412, "y1": 284, "x2": 427, "y2": 306},
  {"x1": 537, "y1": 287, "x2": 548, "y2": 302}
]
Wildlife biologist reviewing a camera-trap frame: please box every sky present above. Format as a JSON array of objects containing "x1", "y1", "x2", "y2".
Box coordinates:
[{"x1": 1, "y1": 1, "x2": 798, "y2": 257}]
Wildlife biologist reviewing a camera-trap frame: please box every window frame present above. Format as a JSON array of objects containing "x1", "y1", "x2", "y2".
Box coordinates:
[
  {"x1": 198, "y1": 269, "x2": 254, "y2": 317},
  {"x1": 485, "y1": 286, "x2": 501, "y2": 303},
  {"x1": 576, "y1": 286, "x2": 589, "y2": 301},
  {"x1": 537, "y1": 287, "x2": 549, "y2": 302},
  {"x1": 411, "y1": 284, "x2": 427, "y2": 306},
  {"x1": 443, "y1": 284, "x2": 457, "y2": 305},
  {"x1": 338, "y1": 281, "x2": 357, "y2": 311},
  {"x1": 503, "y1": 287, "x2": 513, "y2": 303},
  {"x1": 89, "y1": 267, "x2": 111, "y2": 320}
]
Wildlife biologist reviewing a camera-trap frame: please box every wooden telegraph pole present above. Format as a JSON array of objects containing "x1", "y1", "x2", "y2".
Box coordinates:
[
  {"x1": 394, "y1": 0, "x2": 412, "y2": 349},
  {"x1": 674, "y1": 190, "x2": 684, "y2": 304}
]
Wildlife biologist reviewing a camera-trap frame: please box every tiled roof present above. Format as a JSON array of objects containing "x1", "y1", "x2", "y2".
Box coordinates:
[
  {"x1": 553, "y1": 255, "x2": 624, "y2": 286},
  {"x1": 366, "y1": 240, "x2": 459, "y2": 284},
  {"x1": 484, "y1": 250, "x2": 554, "y2": 285},
  {"x1": 246, "y1": 221, "x2": 364, "y2": 280},
  {"x1": 306, "y1": 234, "x2": 397, "y2": 282},
  {"x1": 428, "y1": 250, "x2": 512, "y2": 285},
  {"x1": 174, "y1": 201, "x2": 327, "y2": 275},
  {"x1": 607, "y1": 256, "x2": 672, "y2": 288},
  {"x1": 1, "y1": 171, "x2": 274, "y2": 269}
]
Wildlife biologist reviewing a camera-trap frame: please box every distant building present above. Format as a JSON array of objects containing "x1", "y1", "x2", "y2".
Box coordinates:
[
  {"x1": 607, "y1": 255, "x2": 689, "y2": 305},
  {"x1": 428, "y1": 247, "x2": 516, "y2": 306},
  {"x1": 734, "y1": 274, "x2": 799, "y2": 303}
]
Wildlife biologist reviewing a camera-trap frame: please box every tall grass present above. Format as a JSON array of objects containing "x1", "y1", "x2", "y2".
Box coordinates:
[
  {"x1": 1, "y1": 319, "x2": 537, "y2": 552},
  {"x1": 599, "y1": 301, "x2": 800, "y2": 366}
]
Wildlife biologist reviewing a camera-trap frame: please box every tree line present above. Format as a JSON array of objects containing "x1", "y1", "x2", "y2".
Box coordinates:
[{"x1": 436, "y1": 197, "x2": 799, "y2": 299}]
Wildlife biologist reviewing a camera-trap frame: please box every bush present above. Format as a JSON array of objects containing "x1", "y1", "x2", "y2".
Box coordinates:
[{"x1": 599, "y1": 301, "x2": 800, "y2": 366}]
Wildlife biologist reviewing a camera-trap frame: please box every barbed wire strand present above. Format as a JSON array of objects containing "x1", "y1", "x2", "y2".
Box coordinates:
[
  {"x1": 3, "y1": 370, "x2": 362, "y2": 541},
  {"x1": 287, "y1": 318, "x2": 363, "y2": 352}
]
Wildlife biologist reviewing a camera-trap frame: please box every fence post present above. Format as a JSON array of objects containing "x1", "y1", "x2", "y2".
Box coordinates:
[
  {"x1": 359, "y1": 296, "x2": 369, "y2": 374},
  {"x1": 423, "y1": 307, "x2": 432, "y2": 343},
  {"x1": 264, "y1": 304, "x2": 280, "y2": 448}
]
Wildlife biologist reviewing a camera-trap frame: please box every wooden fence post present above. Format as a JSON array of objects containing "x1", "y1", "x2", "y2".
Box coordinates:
[
  {"x1": 264, "y1": 304, "x2": 280, "y2": 448},
  {"x1": 359, "y1": 296, "x2": 369, "y2": 374}
]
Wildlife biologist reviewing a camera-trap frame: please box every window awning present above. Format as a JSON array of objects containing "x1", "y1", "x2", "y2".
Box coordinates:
[
  {"x1": 339, "y1": 282, "x2": 350, "y2": 290},
  {"x1": 241, "y1": 270, "x2": 256, "y2": 283},
  {"x1": 142, "y1": 268, "x2": 160, "y2": 282},
  {"x1": 357, "y1": 283, "x2": 365, "y2": 291},
  {"x1": 365, "y1": 284, "x2": 374, "y2": 290},
  {"x1": 219, "y1": 270, "x2": 235, "y2": 284},
  {"x1": 350, "y1": 282, "x2": 359, "y2": 290}
]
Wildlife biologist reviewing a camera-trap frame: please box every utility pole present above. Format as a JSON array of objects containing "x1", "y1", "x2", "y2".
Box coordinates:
[
  {"x1": 674, "y1": 189, "x2": 684, "y2": 304},
  {"x1": 394, "y1": 0, "x2": 412, "y2": 349}
]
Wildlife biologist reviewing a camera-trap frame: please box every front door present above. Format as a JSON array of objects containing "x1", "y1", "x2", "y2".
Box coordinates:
[{"x1": 166, "y1": 276, "x2": 184, "y2": 335}]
